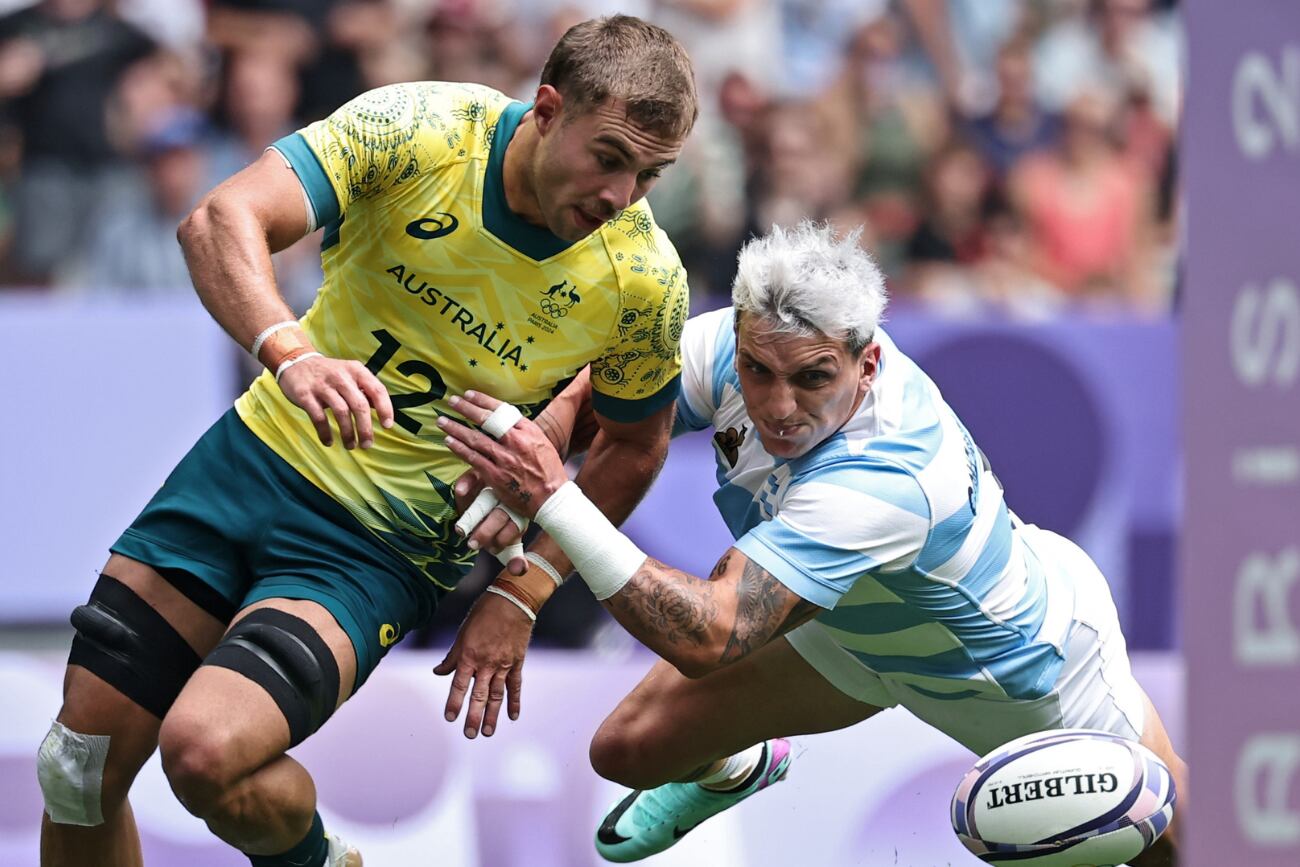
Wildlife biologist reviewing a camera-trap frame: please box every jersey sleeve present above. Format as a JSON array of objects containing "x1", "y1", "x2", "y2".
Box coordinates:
[
  {"x1": 733, "y1": 462, "x2": 932, "y2": 608},
  {"x1": 673, "y1": 308, "x2": 731, "y2": 434},
  {"x1": 590, "y1": 244, "x2": 690, "y2": 423},
  {"x1": 270, "y1": 82, "x2": 485, "y2": 229}
]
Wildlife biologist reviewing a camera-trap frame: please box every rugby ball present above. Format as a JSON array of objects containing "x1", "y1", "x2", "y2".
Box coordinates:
[{"x1": 950, "y1": 729, "x2": 1175, "y2": 866}]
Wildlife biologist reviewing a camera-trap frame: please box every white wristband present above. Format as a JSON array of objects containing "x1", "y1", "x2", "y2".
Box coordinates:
[
  {"x1": 251, "y1": 320, "x2": 300, "y2": 358},
  {"x1": 275, "y1": 351, "x2": 322, "y2": 382},
  {"x1": 534, "y1": 481, "x2": 646, "y2": 600},
  {"x1": 485, "y1": 585, "x2": 537, "y2": 622},
  {"x1": 526, "y1": 552, "x2": 566, "y2": 587},
  {"x1": 481, "y1": 402, "x2": 524, "y2": 439}
]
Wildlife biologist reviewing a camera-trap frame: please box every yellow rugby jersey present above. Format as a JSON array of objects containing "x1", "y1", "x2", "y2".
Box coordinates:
[{"x1": 235, "y1": 81, "x2": 688, "y2": 588}]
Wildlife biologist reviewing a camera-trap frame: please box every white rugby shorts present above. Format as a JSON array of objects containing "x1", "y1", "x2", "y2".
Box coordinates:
[{"x1": 784, "y1": 525, "x2": 1147, "y2": 756}]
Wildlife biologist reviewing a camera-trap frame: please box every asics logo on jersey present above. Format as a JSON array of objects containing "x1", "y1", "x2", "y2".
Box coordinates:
[
  {"x1": 406, "y1": 213, "x2": 459, "y2": 239},
  {"x1": 540, "y1": 280, "x2": 583, "y2": 318}
]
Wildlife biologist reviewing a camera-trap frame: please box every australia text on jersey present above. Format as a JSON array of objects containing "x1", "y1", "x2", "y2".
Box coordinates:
[{"x1": 386, "y1": 263, "x2": 527, "y2": 370}]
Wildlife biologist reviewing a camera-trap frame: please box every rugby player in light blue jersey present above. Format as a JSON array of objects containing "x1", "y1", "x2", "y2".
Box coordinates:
[{"x1": 437, "y1": 221, "x2": 1188, "y2": 867}]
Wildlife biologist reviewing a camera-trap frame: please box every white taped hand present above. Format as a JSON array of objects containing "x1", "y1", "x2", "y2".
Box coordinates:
[{"x1": 455, "y1": 487, "x2": 529, "y2": 566}]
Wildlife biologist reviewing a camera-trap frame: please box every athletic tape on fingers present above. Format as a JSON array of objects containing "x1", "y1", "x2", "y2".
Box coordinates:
[
  {"x1": 481, "y1": 403, "x2": 524, "y2": 439},
  {"x1": 455, "y1": 488, "x2": 529, "y2": 567},
  {"x1": 495, "y1": 541, "x2": 526, "y2": 567},
  {"x1": 456, "y1": 488, "x2": 500, "y2": 538}
]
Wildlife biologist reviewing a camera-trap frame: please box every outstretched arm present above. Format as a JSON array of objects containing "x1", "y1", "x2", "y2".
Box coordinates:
[
  {"x1": 438, "y1": 390, "x2": 822, "y2": 677},
  {"x1": 607, "y1": 549, "x2": 821, "y2": 677}
]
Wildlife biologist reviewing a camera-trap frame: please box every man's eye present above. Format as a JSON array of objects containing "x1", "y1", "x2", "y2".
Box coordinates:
[
  {"x1": 640, "y1": 169, "x2": 663, "y2": 182},
  {"x1": 597, "y1": 154, "x2": 620, "y2": 170}
]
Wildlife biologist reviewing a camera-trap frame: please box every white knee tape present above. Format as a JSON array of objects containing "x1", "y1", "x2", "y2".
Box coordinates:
[
  {"x1": 37, "y1": 720, "x2": 111, "y2": 826},
  {"x1": 481, "y1": 403, "x2": 524, "y2": 439}
]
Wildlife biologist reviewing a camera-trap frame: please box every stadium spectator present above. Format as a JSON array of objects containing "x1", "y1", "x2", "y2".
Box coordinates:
[
  {"x1": 207, "y1": 50, "x2": 300, "y2": 186},
  {"x1": 1007, "y1": 89, "x2": 1153, "y2": 302},
  {"x1": 1034, "y1": 0, "x2": 1181, "y2": 129},
  {"x1": 904, "y1": 139, "x2": 992, "y2": 271},
  {"x1": 0, "y1": 0, "x2": 157, "y2": 284},
  {"x1": 60, "y1": 108, "x2": 209, "y2": 294},
  {"x1": 36, "y1": 16, "x2": 697, "y2": 867},
  {"x1": 439, "y1": 220, "x2": 1188, "y2": 867},
  {"x1": 962, "y1": 36, "x2": 1062, "y2": 178}
]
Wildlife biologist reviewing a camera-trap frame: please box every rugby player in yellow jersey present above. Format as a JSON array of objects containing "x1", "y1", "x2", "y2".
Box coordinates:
[{"x1": 37, "y1": 16, "x2": 696, "y2": 867}]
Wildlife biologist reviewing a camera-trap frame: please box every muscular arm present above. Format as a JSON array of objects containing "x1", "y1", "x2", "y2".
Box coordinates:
[
  {"x1": 604, "y1": 548, "x2": 821, "y2": 678},
  {"x1": 177, "y1": 149, "x2": 311, "y2": 349},
  {"x1": 178, "y1": 150, "x2": 392, "y2": 448}
]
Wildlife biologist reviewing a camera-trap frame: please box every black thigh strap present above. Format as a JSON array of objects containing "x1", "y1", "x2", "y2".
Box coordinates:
[
  {"x1": 202, "y1": 608, "x2": 340, "y2": 747},
  {"x1": 68, "y1": 573, "x2": 203, "y2": 719}
]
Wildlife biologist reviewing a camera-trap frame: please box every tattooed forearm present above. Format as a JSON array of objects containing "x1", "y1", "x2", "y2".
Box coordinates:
[
  {"x1": 607, "y1": 564, "x2": 720, "y2": 647},
  {"x1": 601, "y1": 551, "x2": 818, "y2": 675},
  {"x1": 718, "y1": 561, "x2": 819, "y2": 664}
]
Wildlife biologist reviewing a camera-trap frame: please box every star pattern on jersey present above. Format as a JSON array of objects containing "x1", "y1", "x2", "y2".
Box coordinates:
[
  {"x1": 526, "y1": 335, "x2": 535, "y2": 344},
  {"x1": 496, "y1": 322, "x2": 505, "y2": 330},
  {"x1": 468, "y1": 358, "x2": 478, "y2": 367}
]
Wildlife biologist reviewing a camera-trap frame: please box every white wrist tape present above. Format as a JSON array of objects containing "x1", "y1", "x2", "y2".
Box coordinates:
[
  {"x1": 274, "y1": 351, "x2": 322, "y2": 382},
  {"x1": 534, "y1": 481, "x2": 646, "y2": 600},
  {"x1": 485, "y1": 585, "x2": 536, "y2": 622},
  {"x1": 481, "y1": 402, "x2": 524, "y2": 439},
  {"x1": 526, "y1": 552, "x2": 566, "y2": 587},
  {"x1": 251, "y1": 320, "x2": 300, "y2": 358}
]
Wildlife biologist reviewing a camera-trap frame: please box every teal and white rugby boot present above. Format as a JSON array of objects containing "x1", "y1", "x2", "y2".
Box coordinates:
[{"x1": 594, "y1": 738, "x2": 793, "y2": 862}]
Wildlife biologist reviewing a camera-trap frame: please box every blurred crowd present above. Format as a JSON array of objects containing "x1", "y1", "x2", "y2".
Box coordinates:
[{"x1": 0, "y1": 0, "x2": 1182, "y2": 318}]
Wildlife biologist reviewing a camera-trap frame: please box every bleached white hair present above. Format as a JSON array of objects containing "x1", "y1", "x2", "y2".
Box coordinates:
[{"x1": 732, "y1": 221, "x2": 887, "y2": 354}]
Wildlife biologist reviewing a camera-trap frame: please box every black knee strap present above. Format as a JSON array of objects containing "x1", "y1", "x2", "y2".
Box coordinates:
[
  {"x1": 203, "y1": 609, "x2": 340, "y2": 747},
  {"x1": 68, "y1": 574, "x2": 202, "y2": 719}
]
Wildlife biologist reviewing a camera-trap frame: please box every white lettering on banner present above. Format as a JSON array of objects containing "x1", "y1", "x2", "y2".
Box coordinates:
[
  {"x1": 1234, "y1": 548, "x2": 1300, "y2": 665},
  {"x1": 1236, "y1": 734, "x2": 1300, "y2": 845},
  {"x1": 1230, "y1": 279, "x2": 1300, "y2": 387},
  {"x1": 1233, "y1": 46, "x2": 1300, "y2": 160},
  {"x1": 1232, "y1": 446, "x2": 1300, "y2": 485}
]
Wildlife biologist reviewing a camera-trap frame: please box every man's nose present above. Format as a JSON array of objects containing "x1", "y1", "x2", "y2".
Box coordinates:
[
  {"x1": 598, "y1": 172, "x2": 637, "y2": 214},
  {"x1": 768, "y1": 380, "x2": 797, "y2": 419}
]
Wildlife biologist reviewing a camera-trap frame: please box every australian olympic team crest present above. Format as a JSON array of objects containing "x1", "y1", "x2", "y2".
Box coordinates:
[{"x1": 540, "y1": 280, "x2": 582, "y2": 318}]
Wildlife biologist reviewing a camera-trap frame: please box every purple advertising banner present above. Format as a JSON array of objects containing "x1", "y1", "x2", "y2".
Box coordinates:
[
  {"x1": 0, "y1": 650, "x2": 1184, "y2": 866},
  {"x1": 1183, "y1": 2, "x2": 1300, "y2": 865}
]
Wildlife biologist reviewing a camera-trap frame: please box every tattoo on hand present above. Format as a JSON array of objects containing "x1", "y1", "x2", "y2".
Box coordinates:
[
  {"x1": 719, "y1": 561, "x2": 819, "y2": 664},
  {"x1": 506, "y1": 479, "x2": 532, "y2": 504}
]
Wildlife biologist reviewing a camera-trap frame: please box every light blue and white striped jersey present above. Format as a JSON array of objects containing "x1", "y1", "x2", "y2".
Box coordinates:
[{"x1": 675, "y1": 308, "x2": 1076, "y2": 701}]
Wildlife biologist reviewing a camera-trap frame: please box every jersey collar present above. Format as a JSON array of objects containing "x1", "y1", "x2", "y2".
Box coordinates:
[{"x1": 482, "y1": 101, "x2": 577, "y2": 261}]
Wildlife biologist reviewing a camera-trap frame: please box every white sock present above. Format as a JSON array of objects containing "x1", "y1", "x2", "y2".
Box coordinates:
[{"x1": 697, "y1": 742, "x2": 766, "y2": 791}]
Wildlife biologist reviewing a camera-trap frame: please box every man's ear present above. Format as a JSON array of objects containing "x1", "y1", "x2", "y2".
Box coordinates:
[
  {"x1": 860, "y1": 343, "x2": 881, "y2": 392},
  {"x1": 532, "y1": 84, "x2": 563, "y2": 135}
]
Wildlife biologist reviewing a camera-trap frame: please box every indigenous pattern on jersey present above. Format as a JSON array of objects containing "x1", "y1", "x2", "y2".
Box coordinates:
[
  {"x1": 675, "y1": 308, "x2": 1075, "y2": 701},
  {"x1": 236, "y1": 82, "x2": 688, "y2": 588}
]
